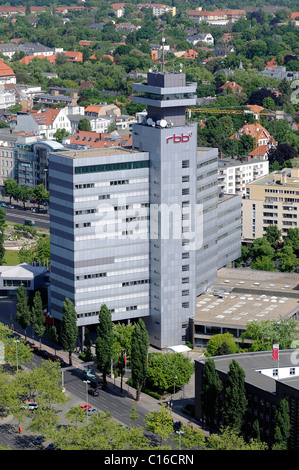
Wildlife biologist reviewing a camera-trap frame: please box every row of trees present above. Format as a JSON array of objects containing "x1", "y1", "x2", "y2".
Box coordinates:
[
  {"x1": 3, "y1": 179, "x2": 49, "y2": 209},
  {"x1": 201, "y1": 358, "x2": 291, "y2": 449}
]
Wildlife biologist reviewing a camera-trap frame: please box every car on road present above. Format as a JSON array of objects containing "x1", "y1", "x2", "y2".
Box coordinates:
[{"x1": 88, "y1": 388, "x2": 99, "y2": 396}]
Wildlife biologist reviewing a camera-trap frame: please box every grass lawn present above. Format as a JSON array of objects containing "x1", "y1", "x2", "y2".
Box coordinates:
[{"x1": 4, "y1": 250, "x2": 20, "y2": 266}]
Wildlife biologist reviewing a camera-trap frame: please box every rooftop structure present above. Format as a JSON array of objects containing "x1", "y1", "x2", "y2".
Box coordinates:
[{"x1": 190, "y1": 267, "x2": 299, "y2": 348}]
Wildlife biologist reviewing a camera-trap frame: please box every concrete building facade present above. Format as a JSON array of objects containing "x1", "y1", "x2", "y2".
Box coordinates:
[
  {"x1": 242, "y1": 168, "x2": 299, "y2": 242},
  {"x1": 49, "y1": 70, "x2": 241, "y2": 349}
]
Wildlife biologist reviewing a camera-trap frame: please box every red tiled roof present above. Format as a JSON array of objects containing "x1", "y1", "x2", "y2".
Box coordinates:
[
  {"x1": 31, "y1": 108, "x2": 60, "y2": 126},
  {"x1": 0, "y1": 58, "x2": 15, "y2": 77},
  {"x1": 220, "y1": 81, "x2": 243, "y2": 92}
]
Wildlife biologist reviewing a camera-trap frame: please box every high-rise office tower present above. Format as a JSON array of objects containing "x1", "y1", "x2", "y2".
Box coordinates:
[{"x1": 49, "y1": 68, "x2": 241, "y2": 349}]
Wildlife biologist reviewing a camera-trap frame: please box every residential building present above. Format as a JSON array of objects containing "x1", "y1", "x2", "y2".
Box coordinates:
[
  {"x1": 243, "y1": 168, "x2": 299, "y2": 241},
  {"x1": 137, "y1": 3, "x2": 176, "y2": 16},
  {"x1": 0, "y1": 59, "x2": 16, "y2": 84},
  {"x1": 218, "y1": 156, "x2": 269, "y2": 195},
  {"x1": 85, "y1": 104, "x2": 121, "y2": 119},
  {"x1": 48, "y1": 69, "x2": 241, "y2": 349},
  {"x1": 15, "y1": 108, "x2": 72, "y2": 139},
  {"x1": 187, "y1": 9, "x2": 246, "y2": 25},
  {"x1": 0, "y1": 43, "x2": 18, "y2": 59},
  {"x1": 0, "y1": 84, "x2": 15, "y2": 109},
  {"x1": 187, "y1": 33, "x2": 214, "y2": 46},
  {"x1": 18, "y1": 42, "x2": 54, "y2": 57},
  {"x1": 260, "y1": 65, "x2": 299, "y2": 81},
  {"x1": 220, "y1": 81, "x2": 243, "y2": 93},
  {"x1": 0, "y1": 6, "x2": 45, "y2": 16},
  {"x1": 110, "y1": 3, "x2": 126, "y2": 17},
  {"x1": 230, "y1": 122, "x2": 277, "y2": 156},
  {"x1": 195, "y1": 348, "x2": 299, "y2": 449},
  {"x1": 0, "y1": 129, "x2": 18, "y2": 188}
]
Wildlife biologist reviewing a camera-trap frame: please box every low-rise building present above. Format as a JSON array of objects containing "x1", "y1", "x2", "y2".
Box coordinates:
[
  {"x1": 187, "y1": 9, "x2": 246, "y2": 25},
  {"x1": 190, "y1": 267, "x2": 299, "y2": 349},
  {"x1": 0, "y1": 263, "x2": 48, "y2": 295},
  {"x1": 195, "y1": 348, "x2": 299, "y2": 449}
]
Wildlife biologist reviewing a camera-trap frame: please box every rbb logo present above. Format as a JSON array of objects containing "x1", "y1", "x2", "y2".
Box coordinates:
[{"x1": 166, "y1": 132, "x2": 192, "y2": 144}]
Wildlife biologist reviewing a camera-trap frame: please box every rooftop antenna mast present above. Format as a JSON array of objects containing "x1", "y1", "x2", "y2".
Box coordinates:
[{"x1": 161, "y1": 37, "x2": 165, "y2": 73}]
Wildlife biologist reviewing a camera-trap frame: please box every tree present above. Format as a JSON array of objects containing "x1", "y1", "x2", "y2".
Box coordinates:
[
  {"x1": 131, "y1": 319, "x2": 149, "y2": 401},
  {"x1": 200, "y1": 358, "x2": 222, "y2": 430},
  {"x1": 284, "y1": 227, "x2": 299, "y2": 253},
  {"x1": 3, "y1": 178, "x2": 20, "y2": 203},
  {"x1": 265, "y1": 225, "x2": 281, "y2": 248},
  {"x1": 272, "y1": 398, "x2": 291, "y2": 450},
  {"x1": 223, "y1": 360, "x2": 247, "y2": 432},
  {"x1": 206, "y1": 426, "x2": 267, "y2": 450},
  {"x1": 277, "y1": 245, "x2": 297, "y2": 272},
  {"x1": 54, "y1": 128, "x2": 69, "y2": 143},
  {"x1": 146, "y1": 352, "x2": 193, "y2": 395},
  {"x1": 16, "y1": 286, "x2": 31, "y2": 340},
  {"x1": 250, "y1": 237, "x2": 274, "y2": 261},
  {"x1": 268, "y1": 144, "x2": 298, "y2": 167},
  {"x1": 206, "y1": 332, "x2": 238, "y2": 357},
  {"x1": 95, "y1": 304, "x2": 113, "y2": 384},
  {"x1": 82, "y1": 327, "x2": 93, "y2": 362},
  {"x1": 61, "y1": 298, "x2": 78, "y2": 365},
  {"x1": 250, "y1": 255, "x2": 276, "y2": 271},
  {"x1": 241, "y1": 318, "x2": 297, "y2": 352},
  {"x1": 78, "y1": 118, "x2": 92, "y2": 132},
  {"x1": 144, "y1": 404, "x2": 174, "y2": 445},
  {"x1": 31, "y1": 291, "x2": 46, "y2": 349}
]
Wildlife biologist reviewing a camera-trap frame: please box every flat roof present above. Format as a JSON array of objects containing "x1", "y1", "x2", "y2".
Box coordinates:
[
  {"x1": 196, "y1": 350, "x2": 299, "y2": 393},
  {"x1": 194, "y1": 267, "x2": 299, "y2": 330},
  {"x1": 55, "y1": 147, "x2": 142, "y2": 159}
]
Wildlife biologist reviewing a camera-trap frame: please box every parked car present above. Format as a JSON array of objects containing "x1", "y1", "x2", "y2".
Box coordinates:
[
  {"x1": 0, "y1": 202, "x2": 6, "y2": 206},
  {"x1": 87, "y1": 408, "x2": 98, "y2": 416},
  {"x1": 80, "y1": 404, "x2": 91, "y2": 412},
  {"x1": 33, "y1": 436, "x2": 44, "y2": 445},
  {"x1": 24, "y1": 400, "x2": 38, "y2": 411}
]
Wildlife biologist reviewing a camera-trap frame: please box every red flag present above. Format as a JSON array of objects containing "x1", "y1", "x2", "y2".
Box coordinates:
[
  {"x1": 272, "y1": 344, "x2": 279, "y2": 360},
  {"x1": 124, "y1": 352, "x2": 126, "y2": 366}
]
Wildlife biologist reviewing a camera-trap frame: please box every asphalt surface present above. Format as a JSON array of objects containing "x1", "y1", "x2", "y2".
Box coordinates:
[{"x1": 1, "y1": 197, "x2": 49, "y2": 230}]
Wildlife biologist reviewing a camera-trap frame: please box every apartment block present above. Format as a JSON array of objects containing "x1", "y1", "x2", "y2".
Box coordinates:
[
  {"x1": 218, "y1": 156, "x2": 269, "y2": 196},
  {"x1": 243, "y1": 168, "x2": 299, "y2": 241}
]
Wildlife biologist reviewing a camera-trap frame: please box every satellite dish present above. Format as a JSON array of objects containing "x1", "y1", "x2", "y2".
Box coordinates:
[
  {"x1": 147, "y1": 118, "x2": 153, "y2": 126},
  {"x1": 159, "y1": 119, "x2": 167, "y2": 128}
]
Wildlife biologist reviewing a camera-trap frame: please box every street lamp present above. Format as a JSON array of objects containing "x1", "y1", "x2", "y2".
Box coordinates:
[
  {"x1": 13, "y1": 339, "x2": 19, "y2": 372},
  {"x1": 176, "y1": 429, "x2": 184, "y2": 450},
  {"x1": 83, "y1": 379, "x2": 90, "y2": 425}
]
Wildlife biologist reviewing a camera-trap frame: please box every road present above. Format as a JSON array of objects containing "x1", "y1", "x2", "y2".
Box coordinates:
[
  {"x1": 0, "y1": 356, "x2": 161, "y2": 450},
  {"x1": 1, "y1": 201, "x2": 49, "y2": 230}
]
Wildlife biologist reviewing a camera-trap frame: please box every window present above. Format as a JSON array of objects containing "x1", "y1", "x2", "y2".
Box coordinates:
[{"x1": 75, "y1": 160, "x2": 149, "y2": 174}]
